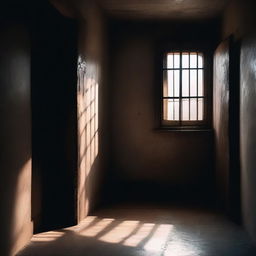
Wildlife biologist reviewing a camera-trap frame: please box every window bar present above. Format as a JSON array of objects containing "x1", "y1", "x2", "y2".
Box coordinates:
[
  {"x1": 163, "y1": 68, "x2": 203, "y2": 70},
  {"x1": 163, "y1": 54, "x2": 166, "y2": 121},
  {"x1": 196, "y1": 52, "x2": 199, "y2": 121},
  {"x1": 163, "y1": 96, "x2": 204, "y2": 99},
  {"x1": 203, "y1": 57, "x2": 206, "y2": 122},
  {"x1": 173, "y1": 54, "x2": 175, "y2": 120},
  {"x1": 188, "y1": 53, "x2": 190, "y2": 121},
  {"x1": 163, "y1": 53, "x2": 167, "y2": 121},
  {"x1": 179, "y1": 52, "x2": 182, "y2": 126}
]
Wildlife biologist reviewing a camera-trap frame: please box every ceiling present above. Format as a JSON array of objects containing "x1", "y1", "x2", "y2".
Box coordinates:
[{"x1": 99, "y1": 0, "x2": 229, "y2": 20}]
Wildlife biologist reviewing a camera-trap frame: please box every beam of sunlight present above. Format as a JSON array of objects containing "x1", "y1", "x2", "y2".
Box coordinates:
[
  {"x1": 77, "y1": 57, "x2": 99, "y2": 220},
  {"x1": 31, "y1": 231, "x2": 65, "y2": 242},
  {"x1": 80, "y1": 218, "x2": 114, "y2": 237},
  {"x1": 77, "y1": 59, "x2": 99, "y2": 175},
  {"x1": 123, "y1": 223, "x2": 155, "y2": 247},
  {"x1": 143, "y1": 224, "x2": 173, "y2": 252},
  {"x1": 98, "y1": 221, "x2": 140, "y2": 244}
]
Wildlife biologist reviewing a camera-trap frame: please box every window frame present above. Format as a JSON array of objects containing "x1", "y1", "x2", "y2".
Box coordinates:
[{"x1": 158, "y1": 47, "x2": 212, "y2": 130}]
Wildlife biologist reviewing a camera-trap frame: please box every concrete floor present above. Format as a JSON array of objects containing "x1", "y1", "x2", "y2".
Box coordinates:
[{"x1": 17, "y1": 204, "x2": 256, "y2": 256}]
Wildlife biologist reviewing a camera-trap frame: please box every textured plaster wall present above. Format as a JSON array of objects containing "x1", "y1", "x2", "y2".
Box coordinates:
[
  {"x1": 0, "y1": 22, "x2": 32, "y2": 256},
  {"x1": 240, "y1": 34, "x2": 256, "y2": 242},
  {"x1": 77, "y1": 4, "x2": 109, "y2": 221},
  {"x1": 106, "y1": 20, "x2": 218, "y2": 203},
  {"x1": 213, "y1": 39, "x2": 230, "y2": 210},
  {"x1": 222, "y1": 0, "x2": 256, "y2": 241}
]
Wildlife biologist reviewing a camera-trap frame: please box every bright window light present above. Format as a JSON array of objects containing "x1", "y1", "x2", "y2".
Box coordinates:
[{"x1": 163, "y1": 52, "x2": 205, "y2": 125}]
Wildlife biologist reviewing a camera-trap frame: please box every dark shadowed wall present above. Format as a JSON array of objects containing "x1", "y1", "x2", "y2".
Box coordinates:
[
  {"x1": 31, "y1": 2, "x2": 78, "y2": 232},
  {"x1": 222, "y1": 0, "x2": 256, "y2": 241},
  {"x1": 0, "y1": 22, "x2": 32, "y2": 256},
  {"x1": 213, "y1": 36, "x2": 241, "y2": 221},
  {"x1": 240, "y1": 33, "x2": 256, "y2": 243},
  {"x1": 106, "y1": 20, "x2": 220, "y2": 203}
]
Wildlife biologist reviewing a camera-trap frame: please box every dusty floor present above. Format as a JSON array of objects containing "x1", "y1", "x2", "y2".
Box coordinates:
[{"x1": 17, "y1": 204, "x2": 256, "y2": 256}]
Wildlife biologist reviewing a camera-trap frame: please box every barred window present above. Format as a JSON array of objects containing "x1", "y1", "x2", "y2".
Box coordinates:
[{"x1": 162, "y1": 52, "x2": 206, "y2": 127}]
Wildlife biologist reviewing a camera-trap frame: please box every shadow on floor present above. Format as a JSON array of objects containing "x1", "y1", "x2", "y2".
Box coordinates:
[{"x1": 17, "y1": 205, "x2": 256, "y2": 256}]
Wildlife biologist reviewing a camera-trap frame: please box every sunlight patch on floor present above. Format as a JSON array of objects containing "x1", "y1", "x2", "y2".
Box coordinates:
[
  {"x1": 99, "y1": 220, "x2": 140, "y2": 243},
  {"x1": 123, "y1": 223, "x2": 155, "y2": 247},
  {"x1": 80, "y1": 218, "x2": 115, "y2": 237},
  {"x1": 31, "y1": 231, "x2": 65, "y2": 242}
]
